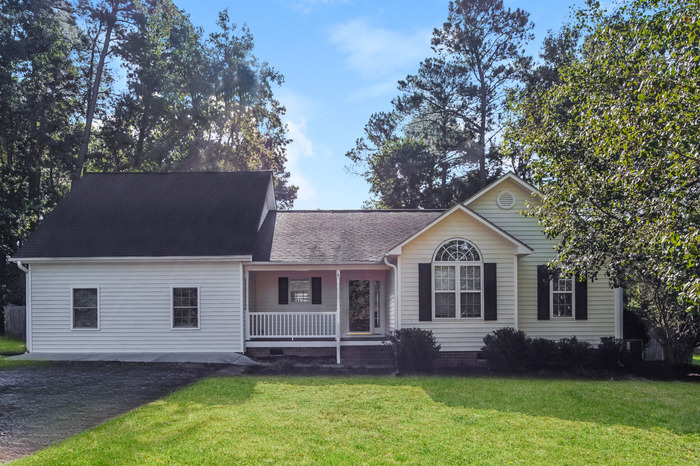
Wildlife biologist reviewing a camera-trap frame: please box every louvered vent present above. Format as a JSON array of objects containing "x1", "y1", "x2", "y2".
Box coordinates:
[{"x1": 497, "y1": 191, "x2": 515, "y2": 209}]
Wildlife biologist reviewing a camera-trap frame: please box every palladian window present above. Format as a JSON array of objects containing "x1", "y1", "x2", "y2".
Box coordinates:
[{"x1": 433, "y1": 239, "x2": 482, "y2": 319}]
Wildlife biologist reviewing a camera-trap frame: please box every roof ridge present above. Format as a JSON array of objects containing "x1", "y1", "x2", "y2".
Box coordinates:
[{"x1": 278, "y1": 209, "x2": 446, "y2": 213}]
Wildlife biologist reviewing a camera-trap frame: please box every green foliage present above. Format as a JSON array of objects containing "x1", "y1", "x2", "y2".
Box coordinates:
[
  {"x1": 509, "y1": 0, "x2": 700, "y2": 311},
  {"x1": 385, "y1": 327, "x2": 441, "y2": 373},
  {"x1": 481, "y1": 327, "x2": 531, "y2": 372},
  {"x1": 483, "y1": 329, "x2": 630, "y2": 372},
  {"x1": 627, "y1": 279, "x2": 700, "y2": 367},
  {"x1": 346, "y1": 0, "x2": 533, "y2": 208},
  {"x1": 0, "y1": 0, "x2": 297, "y2": 308},
  {"x1": 597, "y1": 337, "x2": 626, "y2": 370}
]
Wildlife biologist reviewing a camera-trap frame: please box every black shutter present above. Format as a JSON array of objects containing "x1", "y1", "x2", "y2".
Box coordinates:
[
  {"x1": 537, "y1": 265, "x2": 550, "y2": 320},
  {"x1": 575, "y1": 276, "x2": 588, "y2": 320},
  {"x1": 483, "y1": 263, "x2": 497, "y2": 320},
  {"x1": 418, "y1": 263, "x2": 432, "y2": 321},
  {"x1": 311, "y1": 277, "x2": 322, "y2": 305},
  {"x1": 278, "y1": 277, "x2": 288, "y2": 305}
]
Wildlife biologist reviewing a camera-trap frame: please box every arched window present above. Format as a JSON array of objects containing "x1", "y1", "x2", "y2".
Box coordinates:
[{"x1": 433, "y1": 239, "x2": 482, "y2": 319}]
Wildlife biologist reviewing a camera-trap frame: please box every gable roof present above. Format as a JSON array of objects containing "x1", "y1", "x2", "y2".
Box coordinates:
[
  {"x1": 387, "y1": 203, "x2": 533, "y2": 256},
  {"x1": 13, "y1": 171, "x2": 272, "y2": 260},
  {"x1": 463, "y1": 171, "x2": 541, "y2": 207},
  {"x1": 252, "y1": 210, "x2": 444, "y2": 263}
]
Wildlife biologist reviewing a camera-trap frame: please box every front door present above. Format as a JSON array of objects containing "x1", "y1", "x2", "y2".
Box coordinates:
[{"x1": 348, "y1": 279, "x2": 381, "y2": 333}]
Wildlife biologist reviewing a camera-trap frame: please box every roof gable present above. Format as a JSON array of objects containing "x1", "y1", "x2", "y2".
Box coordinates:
[
  {"x1": 14, "y1": 171, "x2": 272, "y2": 260},
  {"x1": 387, "y1": 204, "x2": 533, "y2": 256},
  {"x1": 464, "y1": 172, "x2": 541, "y2": 207}
]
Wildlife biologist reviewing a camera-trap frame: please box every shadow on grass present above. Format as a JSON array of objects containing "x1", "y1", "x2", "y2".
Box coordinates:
[{"x1": 224, "y1": 375, "x2": 700, "y2": 436}]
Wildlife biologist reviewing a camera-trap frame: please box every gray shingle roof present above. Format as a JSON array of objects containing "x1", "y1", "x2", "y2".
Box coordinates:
[
  {"x1": 14, "y1": 171, "x2": 272, "y2": 259},
  {"x1": 253, "y1": 210, "x2": 444, "y2": 263}
]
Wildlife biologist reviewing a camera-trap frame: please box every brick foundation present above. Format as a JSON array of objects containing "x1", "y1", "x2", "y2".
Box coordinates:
[
  {"x1": 340, "y1": 345, "x2": 393, "y2": 366},
  {"x1": 436, "y1": 351, "x2": 483, "y2": 367},
  {"x1": 246, "y1": 346, "x2": 335, "y2": 360},
  {"x1": 246, "y1": 346, "x2": 481, "y2": 368}
]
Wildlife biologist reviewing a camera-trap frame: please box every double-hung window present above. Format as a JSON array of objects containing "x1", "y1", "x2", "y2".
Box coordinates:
[
  {"x1": 72, "y1": 287, "x2": 99, "y2": 329},
  {"x1": 433, "y1": 239, "x2": 482, "y2": 319},
  {"x1": 289, "y1": 279, "x2": 311, "y2": 303},
  {"x1": 551, "y1": 276, "x2": 574, "y2": 318},
  {"x1": 172, "y1": 287, "x2": 199, "y2": 328}
]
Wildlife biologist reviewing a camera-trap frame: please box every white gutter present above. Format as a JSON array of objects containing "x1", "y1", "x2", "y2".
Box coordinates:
[
  {"x1": 383, "y1": 255, "x2": 399, "y2": 332},
  {"x1": 9, "y1": 255, "x2": 253, "y2": 263}
]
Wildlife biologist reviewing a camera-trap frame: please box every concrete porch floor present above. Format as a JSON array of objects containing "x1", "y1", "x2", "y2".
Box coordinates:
[{"x1": 8, "y1": 352, "x2": 258, "y2": 365}]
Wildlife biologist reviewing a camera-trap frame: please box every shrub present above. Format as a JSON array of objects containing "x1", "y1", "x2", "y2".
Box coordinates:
[
  {"x1": 558, "y1": 337, "x2": 594, "y2": 368},
  {"x1": 597, "y1": 337, "x2": 626, "y2": 370},
  {"x1": 530, "y1": 337, "x2": 561, "y2": 369},
  {"x1": 385, "y1": 328, "x2": 441, "y2": 374},
  {"x1": 481, "y1": 327, "x2": 531, "y2": 373}
]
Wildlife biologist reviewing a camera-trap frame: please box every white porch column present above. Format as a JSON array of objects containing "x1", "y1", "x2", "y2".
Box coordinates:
[
  {"x1": 336, "y1": 269, "x2": 341, "y2": 364},
  {"x1": 513, "y1": 255, "x2": 518, "y2": 330},
  {"x1": 244, "y1": 269, "x2": 250, "y2": 341}
]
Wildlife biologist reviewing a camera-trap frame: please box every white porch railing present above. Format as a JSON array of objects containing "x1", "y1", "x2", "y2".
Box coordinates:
[{"x1": 248, "y1": 312, "x2": 336, "y2": 338}]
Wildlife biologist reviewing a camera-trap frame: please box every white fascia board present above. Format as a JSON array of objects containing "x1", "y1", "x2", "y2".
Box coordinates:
[
  {"x1": 10, "y1": 255, "x2": 253, "y2": 264},
  {"x1": 463, "y1": 172, "x2": 542, "y2": 206},
  {"x1": 245, "y1": 262, "x2": 390, "y2": 272},
  {"x1": 387, "y1": 203, "x2": 533, "y2": 255}
]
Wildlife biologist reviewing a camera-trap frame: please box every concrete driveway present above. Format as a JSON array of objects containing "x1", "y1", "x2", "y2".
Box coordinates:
[{"x1": 0, "y1": 361, "x2": 235, "y2": 463}]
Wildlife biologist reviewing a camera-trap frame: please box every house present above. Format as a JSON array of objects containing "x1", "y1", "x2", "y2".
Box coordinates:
[{"x1": 10, "y1": 171, "x2": 623, "y2": 365}]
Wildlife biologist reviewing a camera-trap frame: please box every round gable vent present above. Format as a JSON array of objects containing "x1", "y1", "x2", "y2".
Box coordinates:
[{"x1": 497, "y1": 191, "x2": 515, "y2": 209}]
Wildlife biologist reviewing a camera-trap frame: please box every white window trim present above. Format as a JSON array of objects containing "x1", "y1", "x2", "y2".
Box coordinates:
[
  {"x1": 550, "y1": 278, "x2": 576, "y2": 320},
  {"x1": 431, "y1": 238, "x2": 484, "y2": 320},
  {"x1": 171, "y1": 285, "x2": 201, "y2": 330},
  {"x1": 289, "y1": 278, "x2": 312, "y2": 304},
  {"x1": 70, "y1": 286, "x2": 100, "y2": 331},
  {"x1": 345, "y1": 278, "x2": 383, "y2": 334}
]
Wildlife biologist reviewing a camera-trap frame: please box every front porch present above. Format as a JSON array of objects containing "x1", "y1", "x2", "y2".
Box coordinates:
[{"x1": 244, "y1": 265, "x2": 395, "y2": 363}]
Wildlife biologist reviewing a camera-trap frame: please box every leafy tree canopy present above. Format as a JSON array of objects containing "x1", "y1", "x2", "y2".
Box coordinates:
[
  {"x1": 347, "y1": 0, "x2": 532, "y2": 209},
  {"x1": 511, "y1": 0, "x2": 700, "y2": 311}
]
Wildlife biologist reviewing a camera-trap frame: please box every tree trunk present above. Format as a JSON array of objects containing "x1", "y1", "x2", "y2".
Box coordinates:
[{"x1": 73, "y1": 15, "x2": 115, "y2": 181}]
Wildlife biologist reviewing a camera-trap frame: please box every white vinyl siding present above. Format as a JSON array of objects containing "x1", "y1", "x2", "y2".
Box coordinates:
[
  {"x1": 399, "y1": 209, "x2": 516, "y2": 351},
  {"x1": 468, "y1": 178, "x2": 616, "y2": 343},
  {"x1": 29, "y1": 261, "x2": 242, "y2": 353}
]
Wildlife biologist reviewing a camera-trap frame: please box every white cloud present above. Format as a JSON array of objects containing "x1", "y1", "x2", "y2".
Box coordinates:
[
  {"x1": 328, "y1": 19, "x2": 432, "y2": 82},
  {"x1": 277, "y1": 90, "x2": 318, "y2": 202}
]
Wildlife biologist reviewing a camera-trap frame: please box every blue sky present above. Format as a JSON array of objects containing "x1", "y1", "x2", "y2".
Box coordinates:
[{"x1": 175, "y1": 0, "x2": 585, "y2": 209}]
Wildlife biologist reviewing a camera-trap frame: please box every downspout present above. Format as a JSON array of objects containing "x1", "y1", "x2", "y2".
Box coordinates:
[
  {"x1": 16, "y1": 260, "x2": 28, "y2": 274},
  {"x1": 14, "y1": 259, "x2": 31, "y2": 353},
  {"x1": 383, "y1": 255, "x2": 399, "y2": 332}
]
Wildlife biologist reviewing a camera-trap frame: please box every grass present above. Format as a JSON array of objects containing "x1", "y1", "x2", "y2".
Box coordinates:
[
  {"x1": 694, "y1": 354, "x2": 700, "y2": 366},
  {"x1": 17, "y1": 375, "x2": 700, "y2": 464},
  {"x1": 0, "y1": 335, "x2": 26, "y2": 355}
]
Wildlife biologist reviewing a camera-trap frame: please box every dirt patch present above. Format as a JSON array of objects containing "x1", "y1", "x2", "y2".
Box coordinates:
[{"x1": 0, "y1": 361, "x2": 225, "y2": 463}]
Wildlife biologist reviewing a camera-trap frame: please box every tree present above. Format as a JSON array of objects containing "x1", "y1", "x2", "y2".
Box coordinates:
[
  {"x1": 0, "y1": 0, "x2": 83, "y2": 308},
  {"x1": 433, "y1": 0, "x2": 533, "y2": 188},
  {"x1": 512, "y1": 0, "x2": 700, "y2": 311},
  {"x1": 347, "y1": 0, "x2": 532, "y2": 208},
  {"x1": 627, "y1": 279, "x2": 700, "y2": 367}
]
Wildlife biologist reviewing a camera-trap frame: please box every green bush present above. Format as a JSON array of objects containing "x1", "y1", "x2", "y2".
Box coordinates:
[
  {"x1": 530, "y1": 337, "x2": 561, "y2": 369},
  {"x1": 558, "y1": 337, "x2": 594, "y2": 368},
  {"x1": 385, "y1": 328, "x2": 441, "y2": 374},
  {"x1": 597, "y1": 337, "x2": 626, "y2": 370},
  {"x1": 481, "y1": 327, "x2": 531, "y2": 373}
]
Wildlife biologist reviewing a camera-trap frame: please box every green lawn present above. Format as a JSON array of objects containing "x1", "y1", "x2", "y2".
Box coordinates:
[
  {"x1": 17, "y1": 376, "x2": 700, "y2": 464},
  {"x1": 0, "y1": 335, "x2": 25, "y2": 355},
  {"x1": 694, "y1": 354, "x2": 700, "y2": 366}
]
